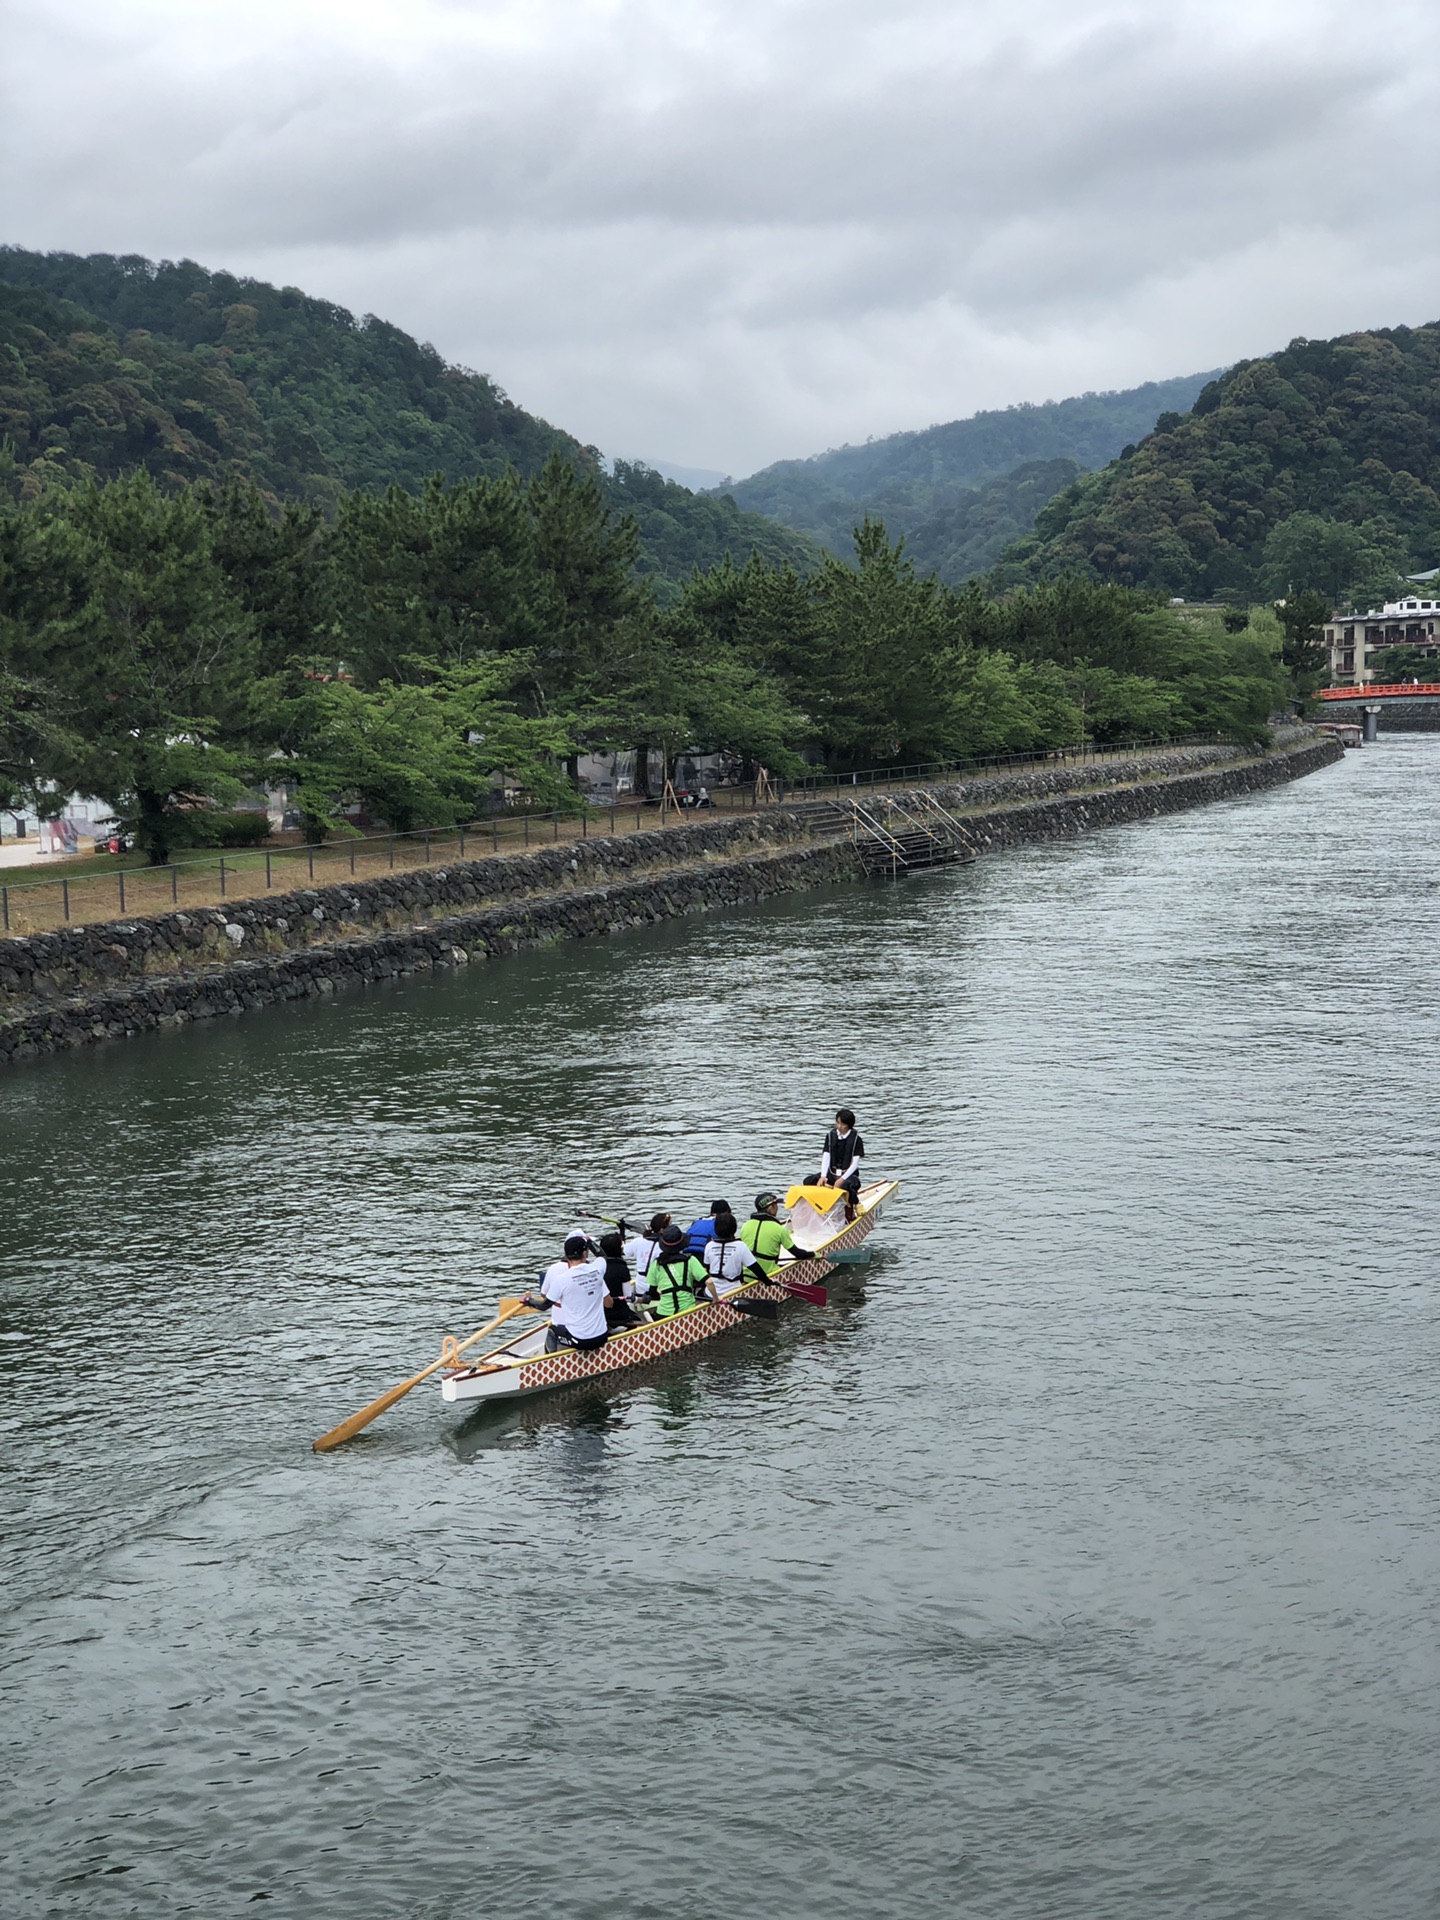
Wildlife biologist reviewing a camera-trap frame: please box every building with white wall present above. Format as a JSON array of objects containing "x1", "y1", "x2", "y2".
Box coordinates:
[{"x1": 1324, "y1": 596, "x2": 1440, "y2": 685}]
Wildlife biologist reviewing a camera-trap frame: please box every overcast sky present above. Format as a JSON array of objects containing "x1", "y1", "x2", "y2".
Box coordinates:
[{"x1": 6, "y1": 0, "x2": 1439, "y2": 477}]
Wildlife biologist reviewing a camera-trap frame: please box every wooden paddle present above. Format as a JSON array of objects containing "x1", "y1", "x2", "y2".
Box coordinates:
[{"x1": 312, "y1": 1298, "x2": 533, "y2": 1453}]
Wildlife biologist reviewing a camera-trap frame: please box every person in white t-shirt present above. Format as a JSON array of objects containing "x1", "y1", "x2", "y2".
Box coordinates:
[
  {"x1": 523, "y1": 1234, "x2": 611, "y2": 1352},
  {"x1": 621, "y1": 1212, "x2": 671, "y2": 1303},
  {"x1": 700, "y1": 1210, "x2": 763, "y2": 1300}
]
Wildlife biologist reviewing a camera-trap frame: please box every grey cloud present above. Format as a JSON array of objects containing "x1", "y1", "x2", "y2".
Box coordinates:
[{"x1": 5, "y1": 0, "x2": 1439, "y2": 472}]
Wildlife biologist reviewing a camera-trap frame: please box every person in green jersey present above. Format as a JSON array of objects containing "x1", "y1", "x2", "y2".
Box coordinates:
[
  {"x1": 642, "y1": 1224, "x2": 711, "y2": 1318},
  {"x1": 739, "y1": 1193, "x2": 816, "y2": 1276}
]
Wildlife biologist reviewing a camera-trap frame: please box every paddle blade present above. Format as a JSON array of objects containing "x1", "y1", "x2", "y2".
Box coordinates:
[
  {"x1": 311, "y1": 1299, "x2": 531, "y2": 1454},
  {"x1": 729, "y1": 1296, "x2": 780, "y2": 1319},
  {"x1": 312, "y1": 1367, "x2": 433, "y2": 1453},
  {"x1": 777, "y1": 1276, "x2": 828, "y2": 1304}
]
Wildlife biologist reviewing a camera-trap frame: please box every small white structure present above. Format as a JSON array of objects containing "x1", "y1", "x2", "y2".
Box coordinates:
[{"x1": 0, "y1": 795, "x2": 114, "y2": 861}]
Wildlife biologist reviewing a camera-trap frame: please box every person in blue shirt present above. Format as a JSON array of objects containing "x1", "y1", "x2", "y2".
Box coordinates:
[{"x1": 684, "y1": 1199, "x2": 731, "y2": 1257}]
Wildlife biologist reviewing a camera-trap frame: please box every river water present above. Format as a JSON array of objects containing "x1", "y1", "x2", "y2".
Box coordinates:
[{"x1": 2, "y1": 739, "x2": 1436, "y2": 1919}]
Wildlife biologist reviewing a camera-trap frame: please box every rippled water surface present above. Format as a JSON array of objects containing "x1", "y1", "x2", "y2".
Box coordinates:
[{"x1": 3, "y1": 740, "x2": 1437, "y2": 1918}]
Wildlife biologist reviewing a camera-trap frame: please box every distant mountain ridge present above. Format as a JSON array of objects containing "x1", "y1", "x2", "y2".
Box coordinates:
[
  {"x1": 718, "y1": 372, "x2": 1222, "y2": 579},
  {"x1": 994, "y1": 324, "x2": 1440, "y2": 604},
  {"x1": 0, "y1": 247, "x2": 821, "y2": 593}
]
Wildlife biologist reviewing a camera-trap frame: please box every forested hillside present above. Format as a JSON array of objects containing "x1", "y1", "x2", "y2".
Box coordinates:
[
  {"x1": 719, "y1": 373, "x2": 1218, "y2": 576},
  {"x1": 900, "y1": 460, "x2": 1083, "y2": 583},
  {"x1": 997, "y1": 325, "x2": 1440, "y2": 605},
  {"x1": 0, "y1": 249, "x2": 819, "y2": 591}
]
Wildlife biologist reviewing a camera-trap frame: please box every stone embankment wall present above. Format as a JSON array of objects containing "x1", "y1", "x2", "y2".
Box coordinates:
[
  {"x1": 1377, "y1": 702, "x2": 1440, "y2": 731},
  {"x1": 0, "y1": 735, "x2": 1341, "y2": 1064}
]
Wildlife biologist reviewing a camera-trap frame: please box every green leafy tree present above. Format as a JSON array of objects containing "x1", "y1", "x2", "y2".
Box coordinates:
[
  {"x1": 807, "y1": 521, "x2": 957, "y2": 766},
  {"x1": 1261, "y1": 513, "x2": 1406, "y2": 608},
  {"x1": 986, "y1": 579, "x2": 1285, "y2": 739},
  {"x1": 265, "y1": 656, "x2": 572, "y2": 840},
  {"x1": 934, "y1": 648, "x2": 1083, "y2": 757},
  {"x1": 1276, "y1": 588, "x2": 1331, "y2": 698},
  {"x1": 521, "y1": 454, "x2": 676, "y2": 784},
  {"x1": 1059, "y1": 664, "x2": 1180, "y2": 743},
  {"x1": 200, "y1": 482, "x2": 332, "y2": 676},
  {"x1": 330, "y1": 473, "x2": 550, "y2": 686},
  {"x1": 0, "y1": 665, "x2": 78, "y2": 812},
  {"x1": 1367, "y1": 644, "x2": 1440, "y2": 682},
  {"x1": 2, "y1": 471, "x2": 258, "y2": 861},
  {"x1": 660, "y1": 627, "x2": 809, "y2": 783}
]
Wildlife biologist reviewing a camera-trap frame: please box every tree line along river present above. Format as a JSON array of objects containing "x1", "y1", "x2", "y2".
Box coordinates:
[{"x1": 1, "y1": 736, "x2": 1435, "y2": 1918}]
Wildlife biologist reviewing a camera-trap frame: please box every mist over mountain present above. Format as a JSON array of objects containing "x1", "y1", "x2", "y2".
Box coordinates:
[
  {"x1": 717, "y1": 373, "x2": 1220, "y2": 578},
  {"x1": 620, "y1": 457, "x2": 729, "y2": 492}
]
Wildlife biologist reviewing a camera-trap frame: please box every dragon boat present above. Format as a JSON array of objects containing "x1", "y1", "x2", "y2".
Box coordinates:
[{"x1": 440, "y1": 1178, "x2": 899, "y2": 1407}]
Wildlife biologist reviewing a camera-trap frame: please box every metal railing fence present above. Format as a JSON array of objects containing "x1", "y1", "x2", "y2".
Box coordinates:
[{"x1": 785, "y1": 730, "x2": 1228, "y2": 800}]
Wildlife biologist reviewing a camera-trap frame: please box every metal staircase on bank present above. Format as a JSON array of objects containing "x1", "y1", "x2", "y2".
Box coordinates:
[{"x1": 825, "y1": 792, "x2": 976, "y2": 876}]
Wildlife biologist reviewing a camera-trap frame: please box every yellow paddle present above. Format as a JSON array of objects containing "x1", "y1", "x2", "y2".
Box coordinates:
[{"x1": 312, "y1": 1298, "x2": 534, "y2": 1453}]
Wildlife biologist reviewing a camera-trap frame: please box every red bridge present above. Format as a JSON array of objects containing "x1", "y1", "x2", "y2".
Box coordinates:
[
  {"x1": 1317, "y1": 683, "x2": 1440, "y2": 700},
  {"x1": 1316, "y1": 684, "x2": 1440, "y2": 739}
]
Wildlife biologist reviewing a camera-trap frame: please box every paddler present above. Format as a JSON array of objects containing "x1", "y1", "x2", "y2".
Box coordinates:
[
  {"x1": 684, "y1": 1199, "x2": 731, "y2": 1257},
  {"x1": 641, "y1": 1224, "x2": 711, "y2": 1318},
  {"x1": 739, "y1": 1192, "x2": 815, "y2": 1275},
  {"x1": 700, "y1": 1209, "x2": 763, "y2": 1299},
  {"x1": 522, "y1": 1232, "x2": 611, "y2": 1353},
  {"x1": 818, "y1": 1107, "x2": 864, "y2": 1219},
  {"x1": 597, "y1": 1230, "x2": 642, "y2": 1329},
  {"x1": 622, "y1": 1211, "x2": 672, "y2": 1295}
]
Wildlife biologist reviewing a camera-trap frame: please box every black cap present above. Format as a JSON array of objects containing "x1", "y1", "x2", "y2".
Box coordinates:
[
  {"x1": 755, "y1": 1191, "x2": 779, "y2": 1211},
  {"x1": 564, "y1": 1233, "x2": 590, "y2": 1257}
]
